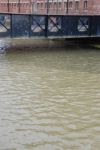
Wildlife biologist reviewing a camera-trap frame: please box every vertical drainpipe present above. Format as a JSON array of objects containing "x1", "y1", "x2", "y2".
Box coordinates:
[
  {"x1": 47, "y1": 0, "x2": 49, "y2": 14},
  {"x1": 8, "y1": 0, "x2": 10, "y2": 12},
  {"x1": 57, "y1": 0, "x2": 58, "y2": 15},
  {"x1": 30, "y1": 0, "x2": 31, "y2": 14},
  {"x1": 62, "y1": 0, "x2": 64, "y2": 15},
  {"x1": 18, "y1": 0, "x2": 20, "y2": 13},
  {"x1": 66, "y1": 0, "x2": 69, "y2": 14}
]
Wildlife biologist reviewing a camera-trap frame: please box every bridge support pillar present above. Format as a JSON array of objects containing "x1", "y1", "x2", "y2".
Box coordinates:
[{"x1": 45, "y1": 15, "x2": 48, "y2": 37}]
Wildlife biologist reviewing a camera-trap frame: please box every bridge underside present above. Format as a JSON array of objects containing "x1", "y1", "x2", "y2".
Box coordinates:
[{"x1": 0, "y1": 13, "x2": 100, "y2": 38}]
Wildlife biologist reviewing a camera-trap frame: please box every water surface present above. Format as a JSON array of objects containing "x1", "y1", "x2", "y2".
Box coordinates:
[{"x1": 0, "y1": 45, "x2": 100, "y2": 150}]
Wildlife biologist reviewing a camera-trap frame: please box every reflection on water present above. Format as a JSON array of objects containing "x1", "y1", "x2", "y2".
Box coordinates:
[{"x1": 0, "y1": 45, "x2": 100, "y2": 150}]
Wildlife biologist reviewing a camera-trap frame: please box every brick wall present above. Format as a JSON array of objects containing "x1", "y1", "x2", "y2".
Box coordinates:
[
  {"x1": 93, "y1": 0, "x2": 100, "y2": 15},
  {"x1": 34, "y1": 0, "x2": 95, "y2": 15},
  {"x1": 0, "y1": 0, "x2": 100, "y2": 15},
  {"x1": 0, "y1": 0, "x2": 31, "y2": 13},
  {"x1": 0, "y1": 0, "x2": 8, "y2": 12},
  {"x1": 34, "y1": 0, "x2": 96, "y2": 15}
]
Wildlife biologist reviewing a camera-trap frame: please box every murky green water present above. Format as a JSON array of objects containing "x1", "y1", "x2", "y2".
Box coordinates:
[{"x1": 0, "y1": 45, "x2": 100, "y2": 150}]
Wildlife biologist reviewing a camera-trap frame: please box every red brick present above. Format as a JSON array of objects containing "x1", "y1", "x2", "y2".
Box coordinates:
[{"x1": 0, "y1": 0, "x2": 100, "y2": 15}]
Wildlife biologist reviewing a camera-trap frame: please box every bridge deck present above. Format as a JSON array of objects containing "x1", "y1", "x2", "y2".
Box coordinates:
[{"x1": 0, "y1": 13, "x2": 100, "y2": 38}]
